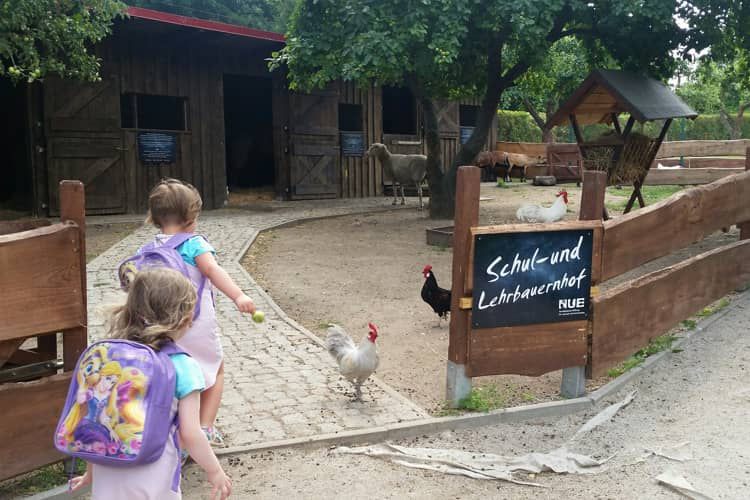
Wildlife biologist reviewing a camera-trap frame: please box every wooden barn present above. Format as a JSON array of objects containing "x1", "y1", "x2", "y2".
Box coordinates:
[{"x1": 0, "y1": 7, "x2": 495, "y2": 216}]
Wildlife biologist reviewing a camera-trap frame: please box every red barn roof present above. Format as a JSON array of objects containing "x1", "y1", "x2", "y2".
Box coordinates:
[{"x1": 126, "y1": 6, "x2": 286, "y2": 43}]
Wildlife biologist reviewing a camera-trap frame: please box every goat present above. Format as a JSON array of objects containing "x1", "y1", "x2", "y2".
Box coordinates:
[
  {"x1": 365, "y1": 143, "x2": 427, "y2": 210},
  {"x1": 476, "y1": 150, "x2": 545, "y2": 182}
]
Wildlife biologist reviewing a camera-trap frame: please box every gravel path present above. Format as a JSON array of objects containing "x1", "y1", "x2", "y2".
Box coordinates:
[
  {"x1": 85, "y1": 199, "x2": 427, "y2": 448},
  {"x1": 182, "y1": 289, "x2": 750, "y2": 499}
]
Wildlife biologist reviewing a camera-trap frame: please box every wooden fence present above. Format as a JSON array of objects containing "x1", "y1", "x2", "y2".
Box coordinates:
[
  {"x1": 448, "y1": 150, "x2": 750, "y2": 398},
  {"x1": 0, "y1": 181, "x2": 87, "y2": 480}
]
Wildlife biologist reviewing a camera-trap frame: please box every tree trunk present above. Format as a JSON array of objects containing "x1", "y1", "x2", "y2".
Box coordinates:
[
  {"x1": 736, "y1": 102, "x2": 749, "y2": 140},
  {"x1": 522, "y1": 97, "x2": 553, "y2": 143},
  {"x1": 719, "y1": 105, "x2": 739, "y2": 139},
  {"x1": 419, "y1": 97, "x2": 452, "y2": 218}
]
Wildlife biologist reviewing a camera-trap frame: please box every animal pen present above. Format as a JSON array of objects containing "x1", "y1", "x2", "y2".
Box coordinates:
[
  {"x1": 446, "y1": 151, "x2": 750, "y2": 404},
  {"x1": 0, "y1": 182, "x2": 87, "y2": 480},
  {"x1": 0, "y1": 6, "x2": 495, "y2": 217},
  {"x1": 545, "y1": 69, "x2": 698, "y2": 215}
]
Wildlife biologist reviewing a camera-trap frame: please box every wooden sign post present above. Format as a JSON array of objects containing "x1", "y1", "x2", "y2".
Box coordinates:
[{"x1": 447, "y1": 167, "x2": 605, "y2": 405}]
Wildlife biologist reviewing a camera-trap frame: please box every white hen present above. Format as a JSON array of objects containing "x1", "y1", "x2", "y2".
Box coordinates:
[
  {"x1": 516, "y1": 190, "x2": 569, "y2": 223},
  {"x1": 326, "y1": 323, "x2": 379, "y2": 401}
]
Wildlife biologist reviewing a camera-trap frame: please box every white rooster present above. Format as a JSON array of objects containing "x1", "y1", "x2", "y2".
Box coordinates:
[
  {"x1": 516, "y1": 190, "x2": 569, "y2": 223},
  {"x1": 326, "y1": 323, "x2": 379, "y2": 401}
]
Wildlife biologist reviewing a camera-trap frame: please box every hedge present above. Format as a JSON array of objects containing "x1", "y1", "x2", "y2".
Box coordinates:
[{"x1": 496, "y1": 110, "x2": 750, "y2": 143}]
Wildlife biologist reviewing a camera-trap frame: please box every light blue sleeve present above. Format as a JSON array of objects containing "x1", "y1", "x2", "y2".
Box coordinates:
[
  {"x1": 177, "y1": 236, "x2": 216, "y2": 267},
  {"x1": 170, "y1": 354, "x2": 206, "y2": 399}
]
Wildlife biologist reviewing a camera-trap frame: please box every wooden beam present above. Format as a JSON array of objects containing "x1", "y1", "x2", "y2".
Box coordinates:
[
  {"x1": 611, "y1": 114, "x2": 622, "y2": 136},
  {"x1": 591, "y1": 239, "x2": 750, "y2": 377},
  {"x1": 624, "y1": 118, "x2": 673, "y2": 214},
  {"x1": 644, "y1": 167, "x2": 743, "y2": 185},
  {"x1": 468, "y1": 321, "x2": 588, "y2": 377},
  {"x1": 621, "y1": 116, "x2": 635, "y2": 140},
  {"x1": 601, "y1": 170, "x2": 750, "y2": 281},
  {"x1": 569, "y1": 114, "x2": 584, "y2": 145},
  {"x1": 580, "y1": 170, "x2": 607, "y2": 225},
  {"x1": 0, "y1": 373, "x2": 71, "y2": 480},
  {"x1": 657, "y1": 139, "x2": 750, "y2": 159},
  {"x1": 448, "y1": 166, "x2": 481, "y2": 365},
  {"x1": 742, "y1": 148, "x2": 750, "y2": 241},
  {"x1": 59, "y1": 181, "x2": 88, "y2": 371}
]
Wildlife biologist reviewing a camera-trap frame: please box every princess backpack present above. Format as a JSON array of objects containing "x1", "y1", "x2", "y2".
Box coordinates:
[{"x1": 54, "y1": 339, "x2": 186, "y2": 487}]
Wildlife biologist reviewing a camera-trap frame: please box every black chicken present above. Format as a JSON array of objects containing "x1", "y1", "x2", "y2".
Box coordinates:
[{"x1": 421, "y1": 264, "x2": 452, "y2": 325}]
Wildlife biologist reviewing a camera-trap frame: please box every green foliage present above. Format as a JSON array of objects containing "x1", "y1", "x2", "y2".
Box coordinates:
[
  {"x1": 0, "y1": 0, "x2": 125, "y2": 83},
  {"x1": 696, "y1": 298, "x2": 731, "y2": 318},
  {"x1": 126, "y1": 0, "x2": 295, "y2": 32},
  {"x1": 457, "y1": 384, "x2": 509, "y2": 412},
  {"x1": 681, "y1": 319, "x2": 697, "y2": 330},
  {"x1": 607, "y1": 334, "x2": 677, "y2": 378},
  {"x1": 0, "y1": 460, "x2": 86, "y2": 496}
]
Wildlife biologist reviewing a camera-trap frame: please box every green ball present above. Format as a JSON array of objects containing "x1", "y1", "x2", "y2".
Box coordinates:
[{"x1": 252, "y1": 311, "x2": 265, "y2": 323}]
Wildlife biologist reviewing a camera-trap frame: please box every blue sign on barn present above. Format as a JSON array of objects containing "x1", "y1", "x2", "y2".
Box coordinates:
[
  {"x1": 138, "y1": 132, "x2": 177, "y2": 165},
  {"x1": 341, "y1": 132, "x2": 365, "y2": 156},
  {"x1": 471, "y1": 229, "x2": 594, "y2": 329},
  {"x1": 460, "y1": 126, "x2": 475, "y2": 145}
]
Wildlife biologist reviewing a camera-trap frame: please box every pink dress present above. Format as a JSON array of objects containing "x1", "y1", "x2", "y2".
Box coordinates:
[
  {"x1": 153, "y1": 234, "x2": 223, "y2": 388},
  {"x1": 178, "y1": 261, "x2": 222, "y2": 388}
]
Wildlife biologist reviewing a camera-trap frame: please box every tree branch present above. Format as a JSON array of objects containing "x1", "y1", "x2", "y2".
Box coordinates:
[{"x1": 523, "y1": 96, "x2": 546, "y2": 129}]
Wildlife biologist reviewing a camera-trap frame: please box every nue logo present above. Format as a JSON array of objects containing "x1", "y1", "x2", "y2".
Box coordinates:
[{"x1": 559, "y1": 297, "x2": 585, "y2": 309}]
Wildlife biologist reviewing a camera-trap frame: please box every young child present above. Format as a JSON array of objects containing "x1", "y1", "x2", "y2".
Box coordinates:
[
  {"x1": 145, "y1": 178, "x2": 255, "y2": 445},
  {"x1": 70, "y1": 268, "x2": 232, "y2": 499}
]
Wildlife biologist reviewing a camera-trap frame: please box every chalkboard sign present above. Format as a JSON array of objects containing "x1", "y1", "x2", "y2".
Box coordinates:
[
  {"x1": 471, "y1": 229, "x2": 594, "y2": 329},
  {"x1": 460, "y1": 126, "x2": 474, "y2": 145},
  {"x1": 138, "y1": 132, "x2": 177, "y2": 165},
  {"x1": 341, "y1": 132, "x2": 365, "y2": 156}
]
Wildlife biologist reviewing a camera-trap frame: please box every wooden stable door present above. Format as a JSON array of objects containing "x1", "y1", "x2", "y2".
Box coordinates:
[
  {"x1": 44, "y1": 76, "x2": 127, "y2": 214},
  {"x1": 288, "y1": 90, "x2": 340, "y2": 198}
]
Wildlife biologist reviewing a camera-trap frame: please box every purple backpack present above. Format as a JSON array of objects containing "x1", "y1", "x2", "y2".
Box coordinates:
[
  {"x1": 54, "y1": 340, "x2": 185, "y2": 488},
  {"x1": 118, "y1": 233, "x2": 206, "y2": 318}
]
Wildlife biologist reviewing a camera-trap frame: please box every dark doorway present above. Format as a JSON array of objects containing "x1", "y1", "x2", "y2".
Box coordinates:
[
  {"x1": 0, "y1": 78, "x2": 33, "y2": 216},
  {"x1": 223, "y1": 75, "x2": 274, "y2": 190}
]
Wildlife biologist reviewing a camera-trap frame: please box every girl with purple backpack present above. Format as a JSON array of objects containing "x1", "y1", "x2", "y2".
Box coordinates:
[
  {"x1": 141, "y1": 178, "x2": 256, "y2": 446},
  {"x1": 68, "y1": 268, "x2": 231, "y2": 499}
]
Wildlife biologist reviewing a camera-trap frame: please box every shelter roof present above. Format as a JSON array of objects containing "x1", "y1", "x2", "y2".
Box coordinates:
[{"x1": 546, "y1": 69, "x2": 697, "y2": 127}]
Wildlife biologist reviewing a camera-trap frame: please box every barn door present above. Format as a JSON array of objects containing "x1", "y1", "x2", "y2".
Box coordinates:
[
  {"x1": 44, "y1": 76, "x2": 126, "y2": 214},
  {"x1": 288, "y1": 89, "x2": 339, "y2": 198}
]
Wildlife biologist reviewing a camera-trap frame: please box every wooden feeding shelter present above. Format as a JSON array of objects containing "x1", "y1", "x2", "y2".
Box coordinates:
[{"x1": 546, "y1": 69, "x2": 698, "y2": 214}]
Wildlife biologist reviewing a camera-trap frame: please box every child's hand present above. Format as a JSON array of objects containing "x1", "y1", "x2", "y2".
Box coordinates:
[
  {"x1": 234, "y1": 293, "x2": 256, "y2": 314},
  {"x1": 69, "y1": 469, "x2": 92, "y2": 493},
  {"x1": 207, "y1": 468, "x2": 232, "y2": 499}
]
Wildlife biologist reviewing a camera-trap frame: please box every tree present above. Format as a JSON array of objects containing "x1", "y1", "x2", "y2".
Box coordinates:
[
  {"x1": 127, "y1": 0, "x2": 296, "y2": 32},
  {"x1": 275, "y1": 0, "x2": 722, "y2": 218},
  {"x1": 0, "y1": 0, "x2": 125, "y2": 83},
  {"x1": 501, "y1": 38, "x2": 601, "y2": 142}
]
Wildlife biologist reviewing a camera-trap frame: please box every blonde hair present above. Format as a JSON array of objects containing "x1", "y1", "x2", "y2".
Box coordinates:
[
  {"x1": 107, "y1": 268, "x2": 197, "y2": 349},
  {"x1": 146, "y1": 178, "x2": 202, "y2": 229}
]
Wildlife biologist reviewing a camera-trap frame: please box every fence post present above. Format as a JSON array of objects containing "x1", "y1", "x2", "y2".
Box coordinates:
[
  {"x1": 561, "y1": 170, "x2": 607, "y2": 398},
  {"x1": 446, "y1": 166, "x2": 481, "y2": 406},
  {"x1": 59, "y1": 180, "x2": 88, "y2": 371},
  {"x1": 741, "y1": 148, "x2": 750, "y2": 241}
]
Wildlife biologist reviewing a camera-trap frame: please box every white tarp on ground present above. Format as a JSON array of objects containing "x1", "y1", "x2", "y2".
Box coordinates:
[{"x1": 335, "y1": 391, "x2": 636, "y2": 486}]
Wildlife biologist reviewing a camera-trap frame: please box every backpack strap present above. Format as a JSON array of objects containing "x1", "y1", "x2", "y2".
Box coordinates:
[
  {"x1": 156, "y1": 341, "x2": 187, "y2": 493},
  {"x1": 164, "y1": 233, "x2": 209, "y2": 319}
]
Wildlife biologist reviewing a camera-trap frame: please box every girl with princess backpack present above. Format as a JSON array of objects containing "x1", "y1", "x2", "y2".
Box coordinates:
[
  {"x1": 62, "y1": 268, "x2": 232, "y2": 499},
  {"x1": 118, "y1": 178, "x2": 257, "y2": 447}
]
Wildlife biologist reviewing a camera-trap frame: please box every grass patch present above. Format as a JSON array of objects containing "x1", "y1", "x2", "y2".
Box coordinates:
[
  {"x1": 0, "y1": 460, "x2": 86, "y2": 497},
  {"x1": 318, "y1": 321, "x2": 342, "y2": 329},
  {"x1": 696, "y1": 298, "x2": 731, "y2": 318},
  {"x1": 607, "y1": 334, "x2": 677, "y2": 378},
  {"x1": 681, "y1": 319, "x2": 697, "y2": 330},
  {"x1": 605, "y1": 185, "x2": 684, "y2": 213},
  {"x1": 456, "y1": 384, "x2": 509, "y2": 412},
  {"x1": 496, "y1": 179, "x2": 509, "y2": 188}
]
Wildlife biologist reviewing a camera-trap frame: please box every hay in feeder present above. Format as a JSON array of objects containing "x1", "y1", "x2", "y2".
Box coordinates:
[{"x1": 581, "y1": 132, "x2": 656, "y2": 185}]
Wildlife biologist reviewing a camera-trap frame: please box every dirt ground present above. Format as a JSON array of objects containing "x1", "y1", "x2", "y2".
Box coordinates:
[
  {"x1": 243, "y1": 182, "x2": 740, "y2": 413},
  {"x1": 184, "y1": 288, "x2": 750, "y2": 499}
]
